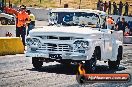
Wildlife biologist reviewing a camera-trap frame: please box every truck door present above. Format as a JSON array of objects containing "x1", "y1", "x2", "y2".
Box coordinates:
[{"x1": 103, "y1": 31, "x2": 112, "y2": 60}]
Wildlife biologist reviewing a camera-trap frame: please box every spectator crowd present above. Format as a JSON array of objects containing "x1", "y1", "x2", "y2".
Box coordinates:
[
  {"x1": 97, "y1": 0, "x2": 130, "y2": 16},
  {"x1": 97, "y1": 0, "x2": 132, "y2": 36},
  {"x1": 107, "y1": 16, "x2": 132, "y2": 36}
]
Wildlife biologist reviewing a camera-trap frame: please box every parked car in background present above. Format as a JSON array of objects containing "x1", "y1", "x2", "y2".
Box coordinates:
[{"x1": 0, "y1": 11, "x2": 15, "y2": 25}]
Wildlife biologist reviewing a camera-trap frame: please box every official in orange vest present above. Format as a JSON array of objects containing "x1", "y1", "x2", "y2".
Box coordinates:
[
  {"x1": 16, "y1": 5, "x2": 29, "y2": 46},
  {"x1": 107, "y1": 16, "x2": 115, "y2": 29}
]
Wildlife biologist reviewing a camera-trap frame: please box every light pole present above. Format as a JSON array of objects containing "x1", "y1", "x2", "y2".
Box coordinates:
[
  {"x1": 79, "y1": 0, "x2": 81, "y2": 9},
  {"x1": 9, "y1": 0, "x2": 10, "y2": 7},
  {"x1": 60, "y1": 0, "x2": 61, "y2": 5},
  {"x1": 40, "y1": 0, "x2": 41, "y2": 4},
  {"x1": 4, "y1": 0, "x2": 6, "y2": 6}
]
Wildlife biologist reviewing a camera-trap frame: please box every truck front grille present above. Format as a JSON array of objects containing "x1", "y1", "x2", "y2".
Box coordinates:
[
  {"x1": 37, "y1": 36, "x2": 84, "y2": 40},
  {"x1": 38, "y1": 36, "x2": 71, "y2": 40},
  {"x1": 39, "y1": 43, "x2": 72, "y2": 52}
]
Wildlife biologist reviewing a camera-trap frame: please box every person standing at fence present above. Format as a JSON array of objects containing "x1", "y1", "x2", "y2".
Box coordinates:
[
  {"x1": 100, "y1": 1, "x2": 104, "y2": 11},
  {"x1": 119, "y1": 1, "x2": 123, "y2": 15},
  {"x1": 124, "y1": 2, "x2": 129, "y2": 16},
  {"x1": 103, "y1": 1, "x2": 108, "y2": 12},
  {"x1": 108, "y1": 1, "x2": 111, "y2": 15},
  {"x1": 115, "y1": 18, "x2": 129, "y2": 35},
  {"x1": 97, "y1": 0, "x2": 101, "y2": 10},
  {"x1": 113, "y1": 2, "x2": 117, "y2": 15},
  {"x1": 26, "y1": 10, "x2": 35, "y2": 36},
  {"x1": 16, "y1": 5, "x2": 29, "y2": 46}
]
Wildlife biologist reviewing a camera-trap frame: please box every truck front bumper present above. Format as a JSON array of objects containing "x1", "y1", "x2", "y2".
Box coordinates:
[{"x1": 26, "y1": 51, "x2": 87, "y2": 60}]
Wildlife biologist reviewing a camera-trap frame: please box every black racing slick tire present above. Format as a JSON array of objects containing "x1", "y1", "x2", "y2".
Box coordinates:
[
  {"x1": 108, "y1": 47, "x2": 122, "y2": 69},
  {"x1": 84, "y1": 53, "x2": 97, "y2": 73},
  {"x1": 108, "y1": 60, "x2": 120, "y2": 69},
  {"x1": 32, "y1": 57, "x2": 43, "y2": 69}
]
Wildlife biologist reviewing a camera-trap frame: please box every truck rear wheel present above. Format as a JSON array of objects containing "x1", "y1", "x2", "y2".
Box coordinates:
[
  {"x1": 108, "y1": 47, "x2": 122, "y2": 69},
  {"x1": 84, "y1": 53, "x2": 97, "y2": 73},
  {"x1": 32, "y1": 57, "x2": 43, "y2": 69}
]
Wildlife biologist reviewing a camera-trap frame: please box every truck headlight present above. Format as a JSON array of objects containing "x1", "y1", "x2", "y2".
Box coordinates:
[
  {"x1": 26, "y1": 38, "x2": 41, "y2": 48},
  {"x1": 73, "y1": 40, "x2": 89, "y2": 53},
  {"x1": 26, "y1": 38, "x2": 34, "y2": 46}
]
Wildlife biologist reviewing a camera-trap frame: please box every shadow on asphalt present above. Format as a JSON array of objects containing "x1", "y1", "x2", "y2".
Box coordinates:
[{"x1": 27, "y1": 64, "x2": 126, "y2": 75}]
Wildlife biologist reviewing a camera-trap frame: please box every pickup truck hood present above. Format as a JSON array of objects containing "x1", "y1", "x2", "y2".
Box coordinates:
[{"x1": 29, "y1": 26, "x2": 102, "y2": 37}]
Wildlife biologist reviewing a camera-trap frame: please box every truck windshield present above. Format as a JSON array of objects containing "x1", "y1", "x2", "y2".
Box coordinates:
[
  {"x1": 49, "y1": 12, "x2": 101, "y2": 28},
  {"x1": 100, "y1": 15, "x2": 107, "y2": 29}
]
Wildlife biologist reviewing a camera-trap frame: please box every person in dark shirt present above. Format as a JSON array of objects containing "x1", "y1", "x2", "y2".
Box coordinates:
[
  {"x1": 103, "y1": 1, "x2": 108, "y2": 12},
  {"x1": 116, "y1": 18, "x2": 129, "y2": 35},
  {"x1": 108, "y1": 1, "x2": 111, "y2": 15},
  {"x1": 97, "y1": 0, "x2": 101, "y2": 10},
  {"x1": 100, "y1": 1, "x2": 104, "y2": 11},
  {"x1": 119, "y1": 1, "x2": 123, "y2": 15},
  {"x1": 124, "y1": 2, "x2": 129, "y2": 16},
  {"x1": 113, "y1": 2, "x2": 117, "y2": 15}
]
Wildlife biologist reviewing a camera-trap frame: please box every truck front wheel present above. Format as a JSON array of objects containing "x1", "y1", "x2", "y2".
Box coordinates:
[
  {"x1": 32, "y1": 57, "x2": 43, "y2": 69},
  {"x1": 84, "y1": 53, "x2": 97, "y2": 73}
]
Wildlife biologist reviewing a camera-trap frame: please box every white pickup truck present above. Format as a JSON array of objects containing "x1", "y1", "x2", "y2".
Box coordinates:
[{"x1": 26, "y1": 8, "x2": 123, "y2": 73}]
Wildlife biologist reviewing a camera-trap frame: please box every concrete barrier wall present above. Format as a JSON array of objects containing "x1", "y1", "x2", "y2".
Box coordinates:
[{"x1": 0, "y1": 37, "x2": 24, "y2": 56}]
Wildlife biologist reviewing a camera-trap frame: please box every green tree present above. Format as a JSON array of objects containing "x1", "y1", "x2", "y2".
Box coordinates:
[
  {"x1": 40, "y1": 0, "x2": 41, "y2": 3},
  {"x1": 60, "y1": 0, "x2": 61, "y2": 5}
]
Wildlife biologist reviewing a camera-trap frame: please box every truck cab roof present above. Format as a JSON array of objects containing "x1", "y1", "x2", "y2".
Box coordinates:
[{"x1": 50, "y1": 8, "x2": 106, "y2": 16}]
